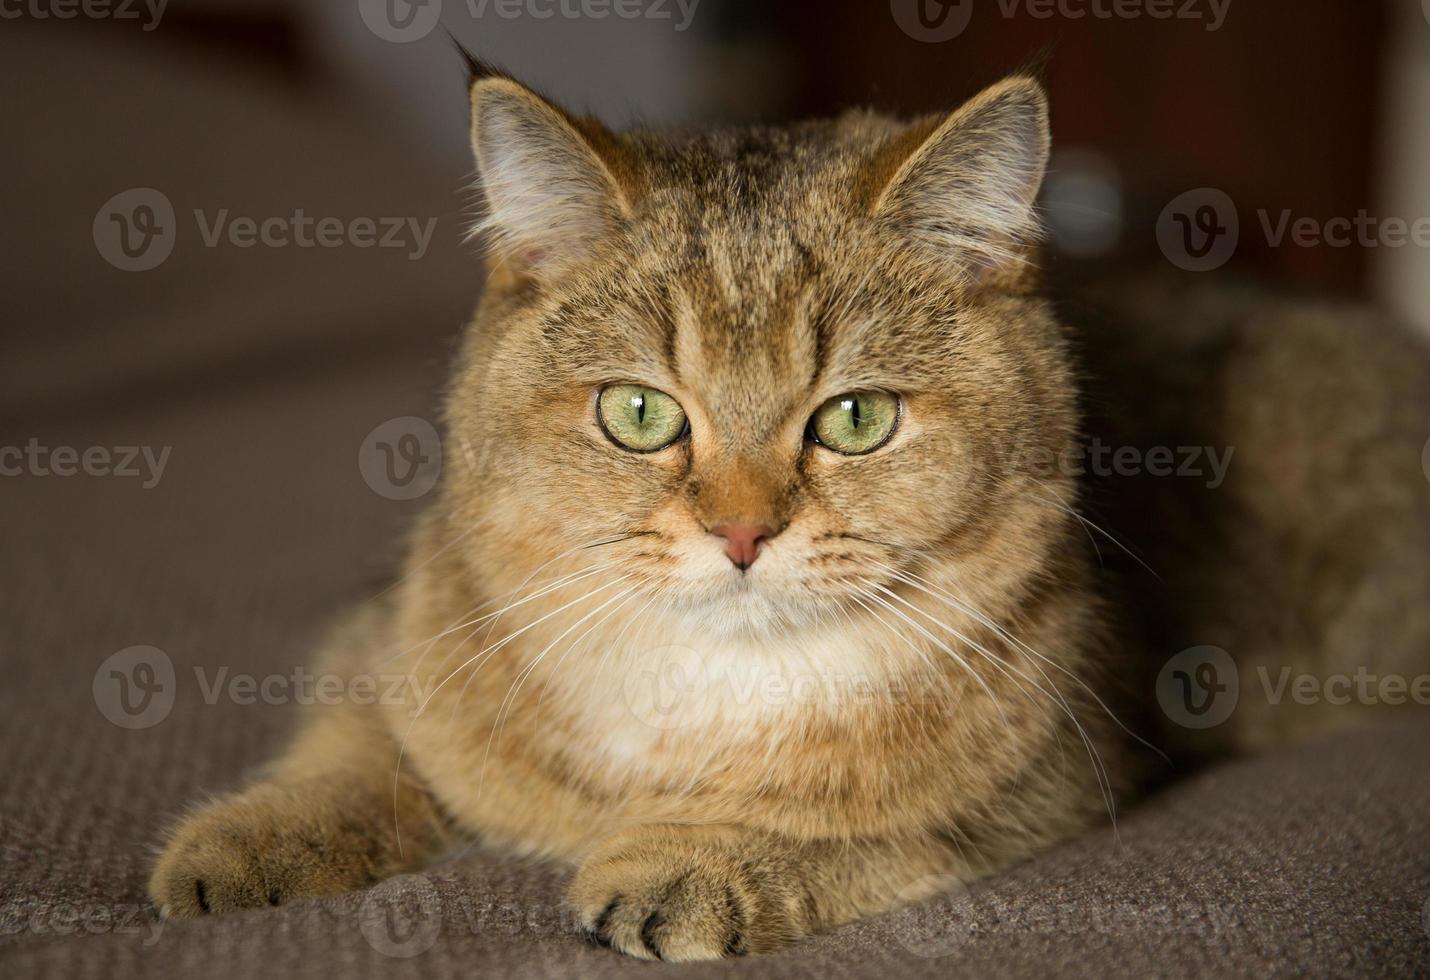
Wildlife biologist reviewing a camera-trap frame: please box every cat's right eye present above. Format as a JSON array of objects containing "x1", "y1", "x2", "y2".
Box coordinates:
[{"x1": 597, "y1": 384, "x2": 688, "y2": 453}]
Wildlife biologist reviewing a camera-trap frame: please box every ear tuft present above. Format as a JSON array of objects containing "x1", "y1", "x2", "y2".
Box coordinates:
[
  {"x1": 873, "y1": 77, "x2": 1051, "y2": 278},
  {"x1": 467, "y1": 76, "x2": 629, "y2": 279},
  {"x1": 443, "y1": 31, "x2": 507, "y2": 89}
]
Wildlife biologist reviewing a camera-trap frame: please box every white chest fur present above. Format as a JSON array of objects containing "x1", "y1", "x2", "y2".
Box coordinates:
[{"x1": 540, "y1": 626, "x2": 911, "y2": 783}]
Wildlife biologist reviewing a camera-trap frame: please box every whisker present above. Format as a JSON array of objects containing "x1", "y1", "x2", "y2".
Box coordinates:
[
  {"x1": 366, "y1": 521, "x2": 480, "y2": 603},
  {"x1": 459, "y1": 532, "x2": 652, "y2": 668},
  {"x1": 867, "y1": 563, "x2": 1076, "y2": 771},
  {"x1": 533, "y1": 586, "x2": 646, "y2": 715},
  {"x1": 372, "y1": 558, "x2": 619, "y2": 673},
  {"x1": 881, "y1": 561, "x2": 1167, "y2": 765},
  {"x1": 389, "y1": 572, "x2": 632, "y2": 857},
  {"x1": 1030, "y1": 480, "x2": 1159, "y2": 581},
  {"x1": 855, "y1": 586, "x2": 1019, "y2": 740},
  {"x1": 425, "y1": 561, "x2": 620, "y2": 682},
  {"x1": 861, "y1": 579, "x2": 1118, "y2": 829},
  {"x1": 431, "y1": 573, "x2": 634, "y2": 719},
  {"x1": 476, "y1": 583, "x2": 643, "y2": 797}
]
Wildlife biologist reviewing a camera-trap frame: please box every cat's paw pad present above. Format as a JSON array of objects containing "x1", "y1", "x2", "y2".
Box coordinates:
[
  {"x1": 569, "y1": 848, "x2": 790, "y2": 961},
  {"x1": 149, "y1": 785, "x2": 378, "y2": 919}
]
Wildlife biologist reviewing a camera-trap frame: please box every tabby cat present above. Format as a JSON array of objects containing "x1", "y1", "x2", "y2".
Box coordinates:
[{"x1": 148, "y1": 63, "x2": 1430, "y2": 961}]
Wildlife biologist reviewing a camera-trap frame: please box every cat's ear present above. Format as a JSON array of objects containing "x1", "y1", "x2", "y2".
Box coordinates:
[
  {"x1": 870, "y1": 76, "x2": 1050, "y2": 281},
  {"x1": 468, "y1": 72, "x2": 632, "y2": 280}
]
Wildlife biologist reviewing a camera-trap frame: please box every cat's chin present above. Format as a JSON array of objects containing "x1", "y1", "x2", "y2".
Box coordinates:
[{"x1": 653, "y1": 577, "x2": 846, "y2": 643}]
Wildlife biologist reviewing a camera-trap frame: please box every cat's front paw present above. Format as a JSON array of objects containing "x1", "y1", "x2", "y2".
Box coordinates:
[
  {"x1": 568, "y1": 826, "x2": 801, "y2": 961},
  {"x1": 149, "y1": 782, "x2": 384, "y2": 918}
]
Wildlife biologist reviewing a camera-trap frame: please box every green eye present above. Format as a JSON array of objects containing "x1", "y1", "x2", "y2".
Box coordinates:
[
  {"x1": 598, "y1": 384, "x2": 688, "y2": 452},
  {"x1": 809, "y1": 391, "x2": 901, "y2": 455}
]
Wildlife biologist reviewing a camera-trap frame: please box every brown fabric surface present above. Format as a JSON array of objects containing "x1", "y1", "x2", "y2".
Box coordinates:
[
  {"x1": 3, "y1": 22, "x2": 1429, "y2": 980},
  {"x1": 2, "y1": 340, "x2": 1428, "y2": 979}
]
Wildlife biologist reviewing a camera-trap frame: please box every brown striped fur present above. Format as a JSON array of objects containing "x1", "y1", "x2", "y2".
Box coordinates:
[{"x1": 150, "y1": 74, "x2": 1144, "y2": 959}]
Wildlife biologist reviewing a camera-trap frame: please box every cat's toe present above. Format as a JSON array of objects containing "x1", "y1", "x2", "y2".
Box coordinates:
[
  {"x1": 575, "y1": 885, "x2": 747, "y2": 961},
  {"x1": 570, "y1": 861, "x2": 761, "y2": 961},
  {"x1": 149, "y1": 828, "x2": 277, "y2": 918},
  {"x1": 149, "y1": 785, "x2": 381, "y2": 918}
]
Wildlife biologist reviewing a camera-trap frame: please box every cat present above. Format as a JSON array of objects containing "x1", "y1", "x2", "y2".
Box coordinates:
[
  {"x1": 1070, "y1": 273, "x2": 1430, "y2": 753},
  {"x1": 147, "y1": 61, "x2": 1430, "y2": 961}
]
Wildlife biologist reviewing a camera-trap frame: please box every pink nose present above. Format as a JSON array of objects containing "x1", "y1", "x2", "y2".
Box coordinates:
[{"x1": 710, "y1": 523, "x2": 777, "y2": 570}]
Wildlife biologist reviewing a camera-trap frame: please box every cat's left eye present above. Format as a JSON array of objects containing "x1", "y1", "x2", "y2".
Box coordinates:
[
  {"x1": 807, "y1": 391, "x2": 901, "y2": 455},
  {"x1": 597, "y1": 384, "x2": 688, "y2": 453}
]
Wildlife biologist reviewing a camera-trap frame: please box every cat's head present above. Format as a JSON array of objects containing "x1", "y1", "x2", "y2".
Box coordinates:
[{"x1": 442, "y1": 68, "x2": 1080, "y2": 640}]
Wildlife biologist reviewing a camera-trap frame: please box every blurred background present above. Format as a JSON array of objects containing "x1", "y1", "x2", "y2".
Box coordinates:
[{"x1": 5, "y1": 0, "x2": 1430, "y2": 433}]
